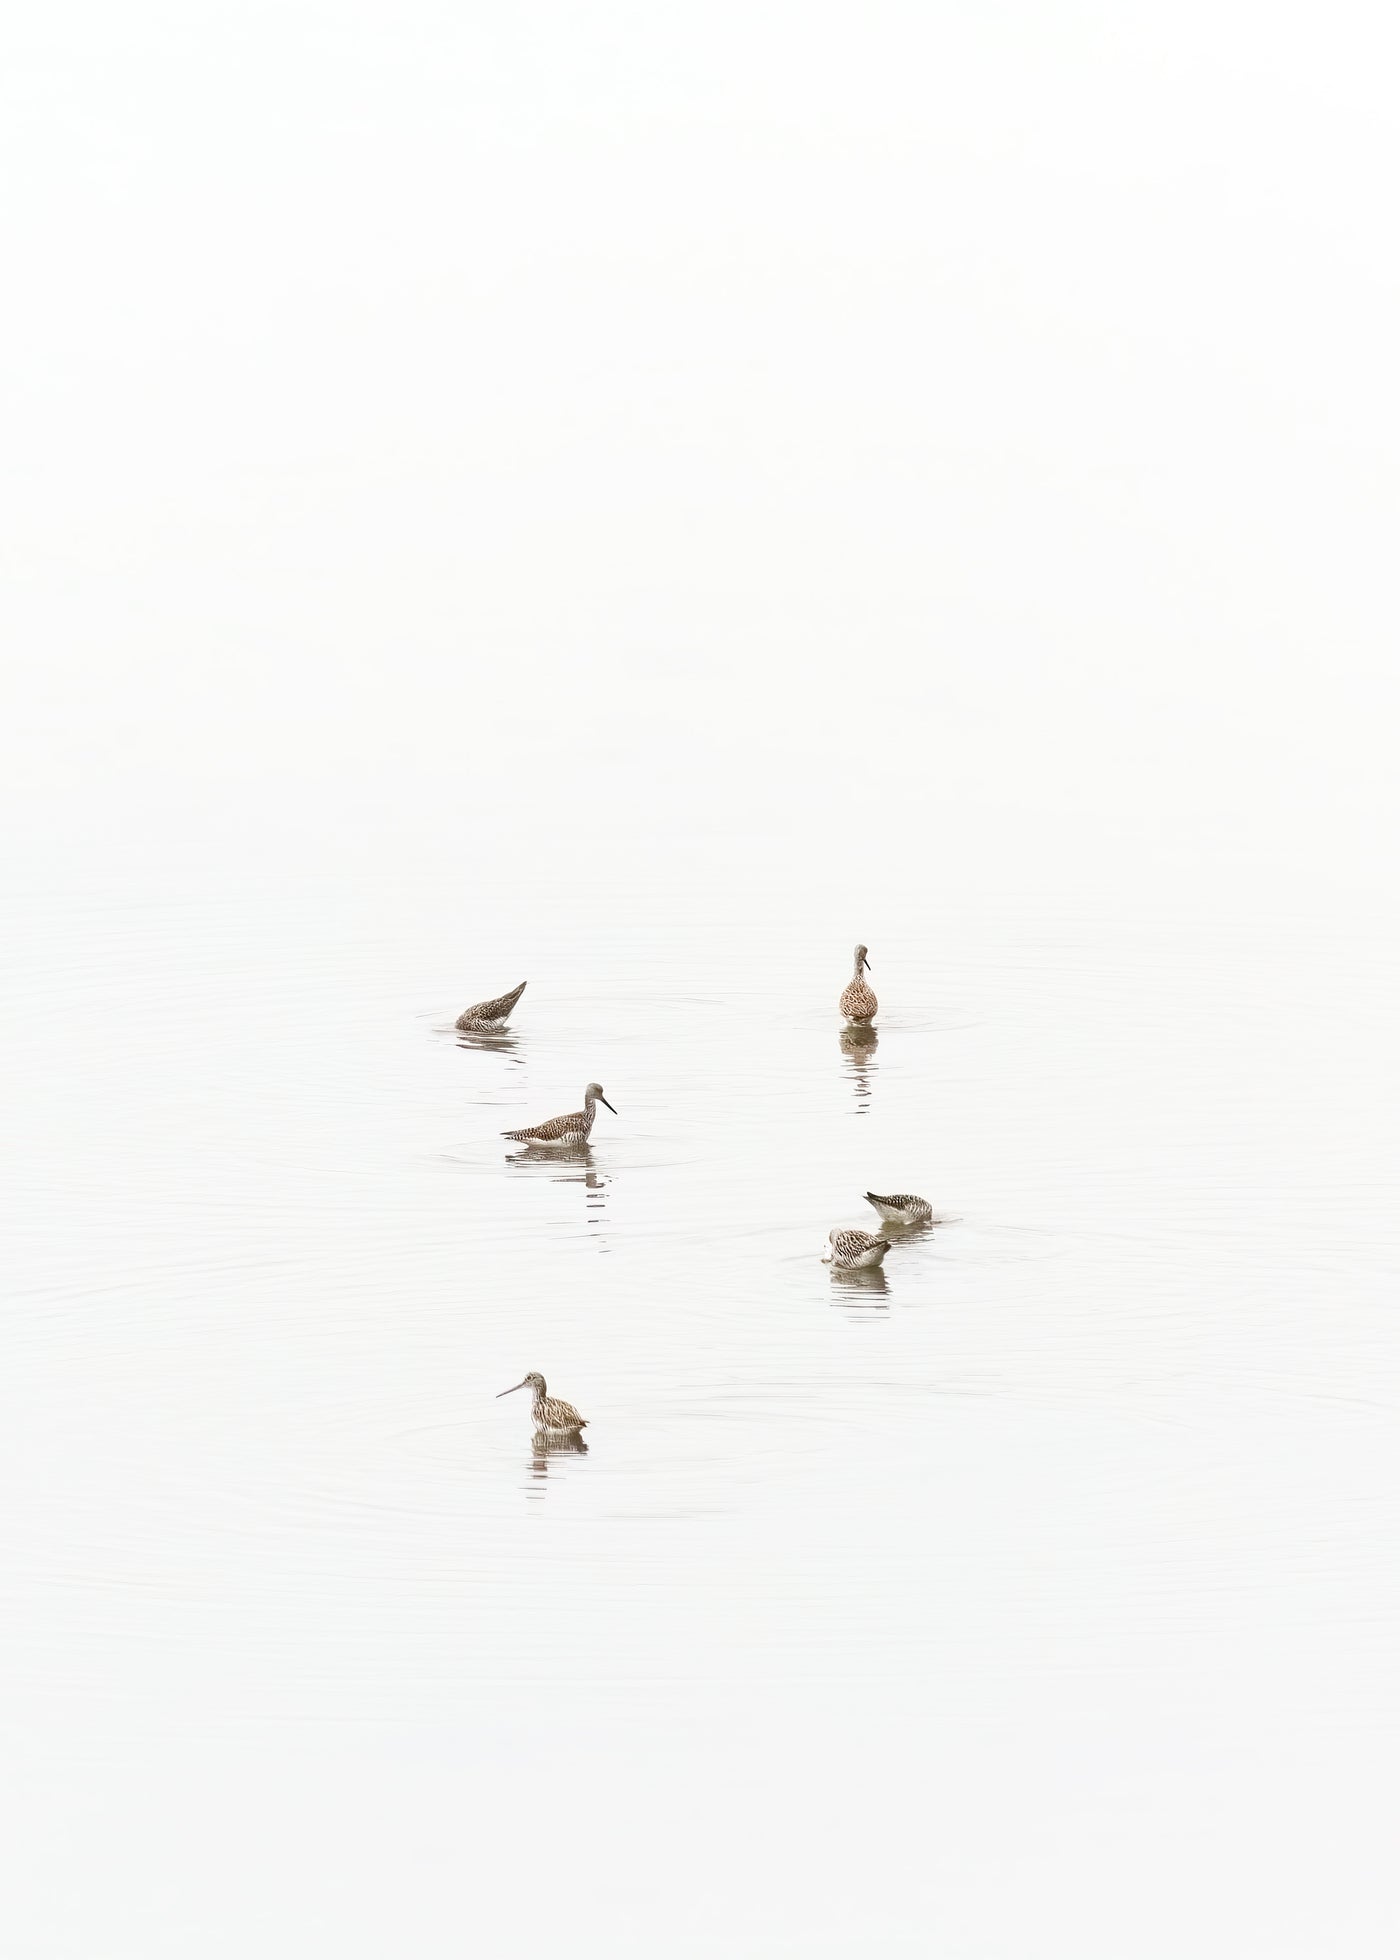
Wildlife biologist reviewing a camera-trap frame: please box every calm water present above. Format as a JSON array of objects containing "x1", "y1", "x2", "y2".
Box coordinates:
[
  {"x1": 3, "y1": 857, "x2": 1398, "y2": 1954},
  {"x1": 6, "y1": 0, "x2": 1397, "y2": 1941}
]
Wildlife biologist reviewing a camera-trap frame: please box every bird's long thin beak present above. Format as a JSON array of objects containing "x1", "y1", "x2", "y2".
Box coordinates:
[
  {"x1": 600, "y1": 1096, "x2": 617, "y2": 1114},
  {"x1": 864, "y1": 957, "x2": 872, "y2": 971},
  {"x1": 496, "y1": 1380, "x2": 527, "y2": 1398}
]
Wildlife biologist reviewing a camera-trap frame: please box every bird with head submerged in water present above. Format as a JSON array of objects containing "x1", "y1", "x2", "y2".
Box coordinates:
[
  {"x1": 496, "y1": 1372, "x2": 588, "y2": 1432},
  {"x1": 864, "y1": 1191, "x2": 934, "y2": 1226},
  {"x1": 839, "y1": 945, "x2": 877, "y2": 1025},
  {"x1": 502, "y1": 1082, "x2": 616, "y2": 1146},
  {"x1": 456, "y1": 979, "x2": 527, "y2": 1032},
  {"x1": 823, "y1": 1227, "x2": 891, "y2": 1270}
]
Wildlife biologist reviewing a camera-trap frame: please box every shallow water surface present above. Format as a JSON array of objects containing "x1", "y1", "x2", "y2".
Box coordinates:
[{"x1": 3, "y1": 865, "x2": 1399, "y2": 1956}]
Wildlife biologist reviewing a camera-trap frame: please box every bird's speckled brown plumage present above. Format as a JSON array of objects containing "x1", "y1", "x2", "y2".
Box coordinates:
[
  {"x1": 825, "y1": 1228, "x2": 891, "y2": 1269},
  {"x1": 456, "y1": 980, "x2": 527, "y2": 1031},
  {"x1": 864, "y1": 1192, "x2": 934, "y2": 1225},
  {"x1": 502, "y1": 1082, "x2": 616, "y2": 1145},
  {"x1": 839, "y1": 944, "x2": 878, "y2": 1024},
  {"x1": 497, "y1": 1372, "x2": 588, "y2": 1431}
]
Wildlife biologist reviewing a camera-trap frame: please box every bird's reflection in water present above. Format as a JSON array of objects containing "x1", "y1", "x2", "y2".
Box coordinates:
[
  {"x1": 527, "y1": 1428, "x2": 589, "y2": 1495},
  {"x1": 505, "y1": 1144, "x2": 611, "y2": 1245},
  {"x1": 830, "y1": 1264, "x2": 890, "y2": 1305},
  {"x1": 839, "y1": 1024, "x2": 879, "y2": 1112},
  {"x1": 455, "y1": 1026, "x2": 522, "y2": 1064},
  {"x1": 578, "y1": 1166, "x2": 609, "y2": 1236}
]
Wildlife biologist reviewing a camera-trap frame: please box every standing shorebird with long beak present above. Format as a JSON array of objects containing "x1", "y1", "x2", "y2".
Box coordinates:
[
  {"x1": 456, "y1": 980, "x2": 527, "y2": 1032},
  {"x1": 839, "y1": 945, "x2": 878, "y2": 1025},
  {"x1": 823, "y1": 1227, "x2": 891, "y2": 1270},
  {"x1": 496, "y1": 1372, "x2": 588, "y2": 1433},
  {"x1": 502, "y1": 1081, "x2": 616, "y2": 1147}
]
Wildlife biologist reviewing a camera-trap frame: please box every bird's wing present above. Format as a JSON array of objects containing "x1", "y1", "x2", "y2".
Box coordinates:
[{"x1": 527, "y1": 1109, "x2": 585, "y2": 1140}]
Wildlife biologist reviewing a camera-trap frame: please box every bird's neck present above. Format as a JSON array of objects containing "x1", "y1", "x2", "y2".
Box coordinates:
[
  {"x1": 531, "y1": 1383, "x2": 547, "y2": 1407},
  {"x1": 852, "y1": 955, "x2": 865, "y2": 980}
]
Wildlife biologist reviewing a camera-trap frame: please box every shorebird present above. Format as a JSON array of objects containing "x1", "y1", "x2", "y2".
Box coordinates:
[
  {"x1": 497, "y1": 1372, "x2": 588, "y2": 1433},
  {"x1": 502, "y1": 1081, "x2": 616, "y2": 1147},
  {"x1": 839, "y1": 945, "x2": 878, "y2": 1024},
  {"x1": 456, "y1": 980, "x2": 527, "y2": 1032},
  {"x1": 864, "y1": 1191, "x2": 934, "y2": 1226},
  {"x1": 823, "y1": 1227, "x2": 891, "y2": 1270}
]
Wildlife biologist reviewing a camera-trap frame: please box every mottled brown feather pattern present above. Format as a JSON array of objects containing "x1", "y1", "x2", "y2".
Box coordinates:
[
  {"x1": 530, "y1": 1378, "x2": 587, "y2": 1430},
  {"x1": 502, "y1": 1082, "x2": 613, "y2": 1144},
  {"x1": 456, "y1": 979, "x2": 527, "y2": 1030},
  {"x1": 534, "y1": 1391, "x2": 587, "y2": 1431},
  {"x1": 827, "y1": 1228, "x2": 891, "y2": 1268},
  {"x1": 864, "y1": 1192, "x2": 934, "y2": 1224},
  {"x1": 502, "y1": 1106, "x2": 592, "y2": 1142},
  {"x1": 839, "y1": 943, "x2": 878, "y2": 1023},
  {"x1": 839, "y1": 977, "x2": 878, "y2": 1022}
]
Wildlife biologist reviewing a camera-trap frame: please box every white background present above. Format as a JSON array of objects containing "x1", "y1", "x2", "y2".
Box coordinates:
[{"x1": 4, "y1": 0, "x2": 1396, "y2": 894}]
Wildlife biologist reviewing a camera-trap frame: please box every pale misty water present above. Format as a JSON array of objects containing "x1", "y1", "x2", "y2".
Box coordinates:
[
  {"x1": 6, "y1": 0, "x2": 1399, "y2": 1944},
  {"x1": 4, "y1": 853, "x2": 1399, "y2": 1956}
]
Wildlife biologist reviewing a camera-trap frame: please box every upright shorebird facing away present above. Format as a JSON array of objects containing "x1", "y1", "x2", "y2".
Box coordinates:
[
  {"x1": 824, "y1": 1227, "x2": 891, "y2": 1270},
  {"x1": 502, "y1": 1082, "x2": 616, "y2": 1147},
  {"x1": 865, "y1": 1191, "x2": 934, "y2": 1226},
  {"x1": 839, "y1": 945, "x2": 878, "y2": 1024},
  {"x1": 456, "y1": 980, "x2": 527, "y2": 1032},
  {"x1": 496, "y1": 1372, "x2": 588, "y2": 1433}
]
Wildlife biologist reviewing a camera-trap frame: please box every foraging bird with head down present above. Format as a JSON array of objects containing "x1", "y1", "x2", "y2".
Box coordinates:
[
  {"x1": 864, "y1": 1191, "x2": 934, "y2": 1226},
  {"x1": 824, "y1": 1227, "x2": 891, "y2": 1270},
  {"x1": 456, "y1": 979, "x2": 527, "y2": 1032},
  {"x1": 839, "y1": 945, "x2": 877, "y2": 1025}
]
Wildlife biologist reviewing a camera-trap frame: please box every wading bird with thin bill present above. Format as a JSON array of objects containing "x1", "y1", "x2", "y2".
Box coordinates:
[
  {"x1": 502, "y1": 1082, "x2": 616, "y2": 1147},
  {"x1": 497, "y1": 1372, "x2": 588, "y2": 1433}
]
